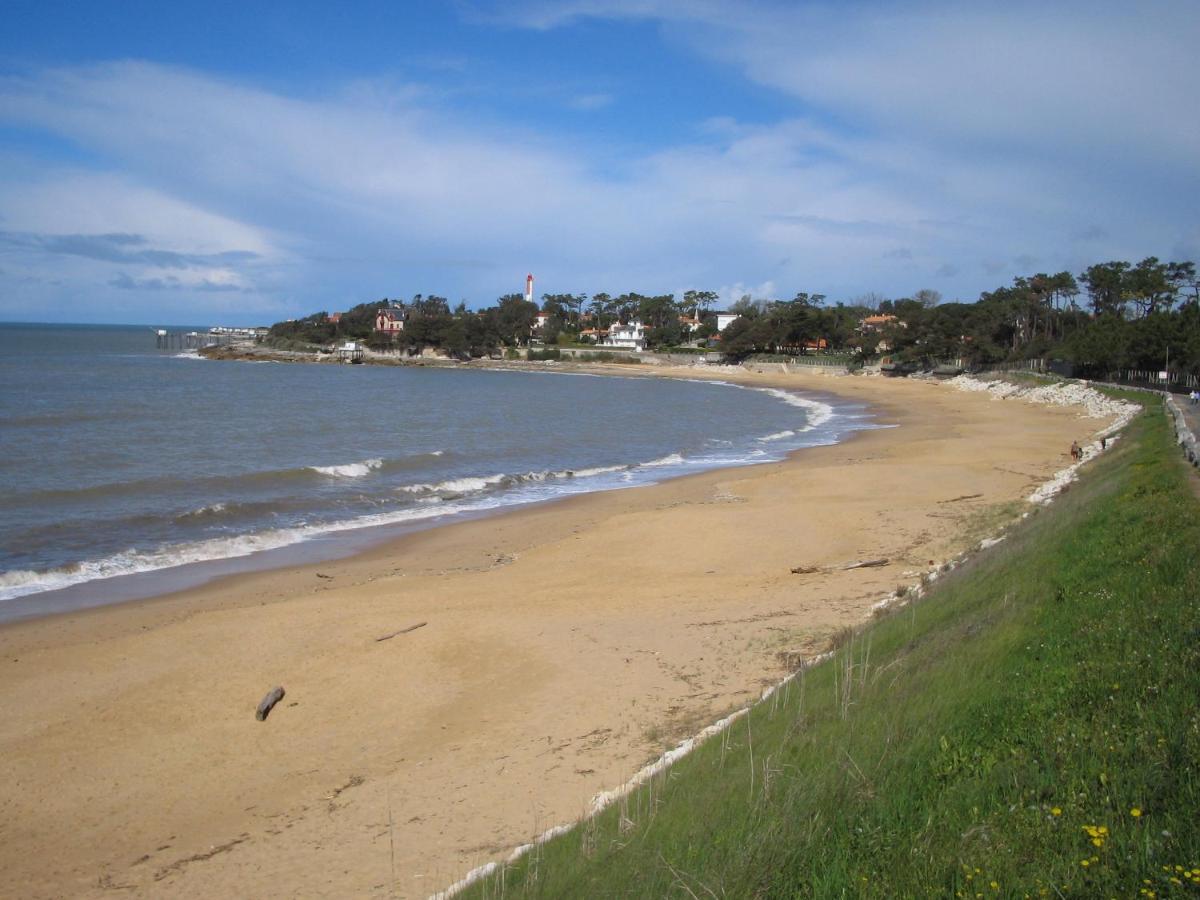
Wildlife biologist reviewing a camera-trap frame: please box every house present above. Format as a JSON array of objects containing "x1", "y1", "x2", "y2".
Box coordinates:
[
  {"x1": 705, "y1": 310, "x2": 742, "y2": 332},
  {"x1": 533, "y1": 311, "x2": 552, "y2": 331},
  {"x1": 857, "y1": 314, "x2": 905, "y2": 333},
  {"x1": 678, "y1": 315, "x2": 702, "y2": 333},
  {"x1": 857, "y1": 314, "x2": 906, "y2": 352},
  {"x1": 375, "y1": 306, "x2": 407, "y2": 334},
  {"x1": 328, "y1": 312, "x2": 342, "y2": 325},
  {"x1": 579, "y1": 327, "x2": 608, "y2": 343},
  {"x1": 604, "y1": 319, "x2": 647, "y2": 350}
]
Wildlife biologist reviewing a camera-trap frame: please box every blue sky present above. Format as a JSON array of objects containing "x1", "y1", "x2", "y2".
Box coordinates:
[{"x1": 1, "y1": 0, "x2": 1197, "y2": 325}]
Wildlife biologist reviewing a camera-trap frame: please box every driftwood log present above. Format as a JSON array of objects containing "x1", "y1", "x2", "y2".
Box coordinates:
[
  {"x1": 841, "y1": 558, "x2": 889, "y2": 570},
  {"x1": 791, "y1": 558, "x2": 889, "y2": 575},
  {"x1": 375, "y1": 621, "x2": 427, "y2": 642},
  {"x1": 255, "y1": 686, "x2": 286, "y2": 721}
]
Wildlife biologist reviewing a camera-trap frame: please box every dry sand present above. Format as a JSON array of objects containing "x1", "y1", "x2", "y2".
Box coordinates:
[{"x1": 0, "y1": 369, "x2": 1112, "y2": 898}]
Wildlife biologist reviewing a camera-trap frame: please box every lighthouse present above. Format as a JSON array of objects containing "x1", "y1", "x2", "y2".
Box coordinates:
[{"x1": 524, "y1": 273, "x2": 534, "y2": 304}]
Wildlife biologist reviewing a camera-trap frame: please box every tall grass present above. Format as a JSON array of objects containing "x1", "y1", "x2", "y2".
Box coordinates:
[{"x1": 462, "y1": 402, "x2": 1200, "y2": 898}]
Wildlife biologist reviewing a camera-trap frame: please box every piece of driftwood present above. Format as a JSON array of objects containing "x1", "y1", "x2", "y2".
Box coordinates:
[
  {"x1": 841, "y1": 558, "x2": 889, "y2": 570},
  {"x1": 791, "y1": 558, "x2": 889, "y2": 575},
  {"x1": 375, "y1": 621, "x2": 427, "y2": 642},
  {"x1": 938, "y1": 493, "x2": 983, "y2": 504},
  {"x1": 256, "y1": 686, "x2": 285, "y2": 721}
]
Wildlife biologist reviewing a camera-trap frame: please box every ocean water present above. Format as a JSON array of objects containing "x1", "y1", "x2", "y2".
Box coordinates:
[{"x1": 0, "y1": 323, "x2": 877, "y2": 620}]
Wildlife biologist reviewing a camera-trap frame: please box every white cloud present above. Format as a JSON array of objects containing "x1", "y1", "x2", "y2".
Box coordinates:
[
  {"x1": 494, "y1": 1, "x2": 1200, "y2": 164},
  {"x1": 0, "y1": 170, "x2": 273, "y2": 255},
  {"x1": 715, "y1": 280, "x2": 778, "y2": 308},
  {"x1": 1, "y1": 0, "x2": 1197, "y2": 325}
]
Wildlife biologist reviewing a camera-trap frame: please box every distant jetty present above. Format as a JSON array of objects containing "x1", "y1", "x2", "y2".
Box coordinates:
[{"x1": 154, "y1": 326, "x2": 269, "y2": 350}]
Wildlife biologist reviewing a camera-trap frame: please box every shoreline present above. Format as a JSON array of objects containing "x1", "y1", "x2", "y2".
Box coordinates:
[
  {"x1": 0, "y1": 368, "x2": 1121, "y2": 899},
  {"x1": 0, "y1": 364, "x2": 865, "y2": 626}
]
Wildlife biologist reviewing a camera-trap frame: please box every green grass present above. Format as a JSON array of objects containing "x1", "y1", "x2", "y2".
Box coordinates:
[{"x1": 463, "y1": 400, "x2": 1200, "y2": 899}]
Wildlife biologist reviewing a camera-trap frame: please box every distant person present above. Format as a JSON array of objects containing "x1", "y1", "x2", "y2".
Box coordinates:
[
  {"x1": 1101, "y1": 437, "x2": 1107, "y2": 451},
  {"x1": 1070, "y1": 441, "x2": 1082, "y2": 462}
]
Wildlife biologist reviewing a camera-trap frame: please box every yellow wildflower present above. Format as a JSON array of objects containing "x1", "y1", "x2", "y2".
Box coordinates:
[{"x1": 1131, "y1": 807, "x2": 1142, "y2": 817}]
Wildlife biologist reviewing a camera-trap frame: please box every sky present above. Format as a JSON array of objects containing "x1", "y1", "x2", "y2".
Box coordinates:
[{"x1": 1, "y1": 1, "x2": 1197, "y2": 325}]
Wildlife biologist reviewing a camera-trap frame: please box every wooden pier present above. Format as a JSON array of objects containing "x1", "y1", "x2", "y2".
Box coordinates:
[{"x1": 154, "y1": 328, "x2": 267, "y2": 350}]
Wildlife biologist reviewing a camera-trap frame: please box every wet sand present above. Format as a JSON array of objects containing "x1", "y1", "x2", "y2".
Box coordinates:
[{"x1": 0, "y1": 369, "x2": 1111, "y2": 898}]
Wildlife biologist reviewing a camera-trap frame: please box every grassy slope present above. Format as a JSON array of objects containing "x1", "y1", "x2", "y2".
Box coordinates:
[{"x1": 465, "y1": 398, "x2": 1200, "y2": 899}]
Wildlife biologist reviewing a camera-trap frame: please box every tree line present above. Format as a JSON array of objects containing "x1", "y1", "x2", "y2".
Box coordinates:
[
  {"x1": 866, "y1": 258, "x2": 1199, "y2": 376},
  {"x1": 268, "y1": 289, "x2": 726, "y2": 355},
  {"x1": 266, "y1": 256, "x2": 1199, "y2": 375}
]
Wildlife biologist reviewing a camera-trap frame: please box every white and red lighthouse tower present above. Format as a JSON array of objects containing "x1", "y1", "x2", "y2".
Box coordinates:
[{"x1": 524, "y1": 273, "x2": 534, "y2": 304}]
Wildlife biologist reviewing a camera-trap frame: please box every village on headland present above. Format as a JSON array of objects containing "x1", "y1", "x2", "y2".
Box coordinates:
[{"x1": 196, "y1": 256, "x2": 1200, "y2": 390}]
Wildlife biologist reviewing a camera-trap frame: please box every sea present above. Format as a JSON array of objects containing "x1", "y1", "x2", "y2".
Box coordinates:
[{"x1": 0, "y1": 323, "x2": 879, "y2": 622}]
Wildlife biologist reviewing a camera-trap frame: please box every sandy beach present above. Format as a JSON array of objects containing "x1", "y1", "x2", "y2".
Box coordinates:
[{"x1": 0, "y1": 368, "x2": 1115, "y2": 899}]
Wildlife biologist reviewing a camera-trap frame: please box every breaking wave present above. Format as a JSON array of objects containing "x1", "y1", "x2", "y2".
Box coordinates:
[
  {"x1": 641, "y1": 453, "x2": 685, "y2": 468},
  {"x1": 309, "y1": 457, "x2": 385, "y2": 478},
  {"x1": 758, "y1": 430, "x2": 795, "y2": 442},
  {"x1": 754, "y1": 388, "x2": 835, "y2": 429}
]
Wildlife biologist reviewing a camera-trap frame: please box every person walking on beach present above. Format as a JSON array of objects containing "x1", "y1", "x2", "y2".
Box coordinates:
[{"x1": 1070, "y1": 441, "x2": 1082, "y2": 462}]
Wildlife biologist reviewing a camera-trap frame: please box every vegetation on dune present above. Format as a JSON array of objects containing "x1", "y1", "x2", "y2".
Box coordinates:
[
  {"x1": 458, "y1": 398, "x2": 1200, "y2": 898},
  {"x1": 266, "y1": 258, "x2": 1199, "y2": 375}
]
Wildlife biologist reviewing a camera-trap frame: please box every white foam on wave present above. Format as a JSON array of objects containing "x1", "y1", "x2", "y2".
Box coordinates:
[
  {"x1": 570, "y1": 464, "x2": 628, "y2": 478},
  {"x1": 399, "y1": 473, "x2": 508, "y2": 495},
  {"x1": 757, "y1": 429, "x2": 795, "y2": 442},
  {"x1": 0, "y1": 458, "x2": 662, "y2": 605},
  {"x1": 700, "y1": 379, "x2": 838, "y2": 432},
  {"x1": 309, "y1": 457, "x2": 384, "y2": 478},
  {"x1": 176, "y1": 501, "x2": 228, "y2": 519},
  {"x1": 398, "y1": 464, "x2": 633, "y2": 499},
  {"x1": 0, "y1": 498, "x2": 486, "y2": 605},
  {"x1": 640, "y1": 452, "x2": 685, "y2": 468},
  {"x1": 0, "y1": 528, "x2": 308, "y2": 603},
  {"x1": 755, "y1": 387, "x2": 835, "y2": 429}
]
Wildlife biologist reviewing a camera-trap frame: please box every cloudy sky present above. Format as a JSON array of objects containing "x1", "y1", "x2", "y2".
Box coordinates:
[{"x1": 1, "y1": 0, "x2": 1197, "y2": 325}]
